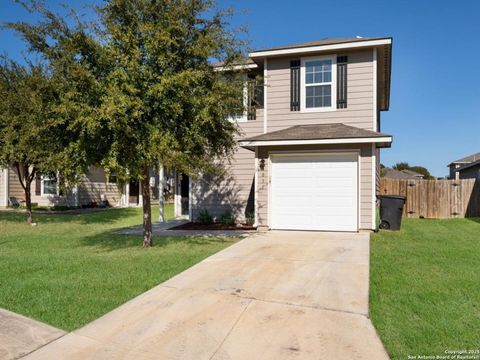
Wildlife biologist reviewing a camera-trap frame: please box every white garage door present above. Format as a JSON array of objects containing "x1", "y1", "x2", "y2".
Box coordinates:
[{"x1": 270, "y1": 153, "x2": 358, "y2": 231}]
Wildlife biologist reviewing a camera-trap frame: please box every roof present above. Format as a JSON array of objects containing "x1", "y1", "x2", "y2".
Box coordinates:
[
  {"x1": 238, "y1": 123, "x2": 392, "y2": 149},
  {"x1": 449, "y1": 152, "x2": 480, "y2": 166},
  {"x1": 248, "y1": 36, "x2": 392, "y2": 111},
  {"x1": 400, "y1": 169, "x2": 424, "y2": 177},
  {"x1": 457, "y1": 159, "x2": 480, "y2": 172},
  {"x1": 383, "y1": 168, "x2": 423, "y2": 180},
  {"x1": 252, "y1": 37, "x2": 390, "y2": 53}
]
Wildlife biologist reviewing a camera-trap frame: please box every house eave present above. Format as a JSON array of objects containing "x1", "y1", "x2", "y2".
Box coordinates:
[
  {"x1": 249, "y1": 38, "x2": 392, "y2": 59},
  {"x1": 239, "y1": 136, "x2": 393, "y2": 151}
]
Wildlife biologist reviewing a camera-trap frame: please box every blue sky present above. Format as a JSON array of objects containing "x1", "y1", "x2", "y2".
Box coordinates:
[{"x1": 1, "y1": 0, "x2": 479, "y2": 177}]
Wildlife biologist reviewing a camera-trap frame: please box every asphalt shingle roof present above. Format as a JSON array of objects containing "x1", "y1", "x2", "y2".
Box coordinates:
[
  {"x1": 240, "y1": 123, "x2": 391, "y2": 142},
  {"x1": 252, "y1": 37, "x2": 390, "y2": 53}
]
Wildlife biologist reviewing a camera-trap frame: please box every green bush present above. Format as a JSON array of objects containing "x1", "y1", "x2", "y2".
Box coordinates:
[
  {"x1": 220, "y1": 210, "x2": 235, "y2": 226},
  {"x1": 197, "y1": 209, "x2": 213, "y2": 225},
  {"x1": 245, "y1": 211, "x2": 255, "y2": 226}
]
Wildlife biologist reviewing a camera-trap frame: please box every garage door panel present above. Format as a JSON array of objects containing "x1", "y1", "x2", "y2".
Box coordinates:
[{"x1": 271, "y1": 153, "x2": 358, "y2": 231}]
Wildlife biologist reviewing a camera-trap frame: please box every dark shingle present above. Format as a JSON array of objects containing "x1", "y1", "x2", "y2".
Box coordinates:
[
  {"x1": 251, "y1": 37, "x2": 390, "y2": 53},
  {"x1": 240, "y1": 123, "x2": 391, "y2": 142}
]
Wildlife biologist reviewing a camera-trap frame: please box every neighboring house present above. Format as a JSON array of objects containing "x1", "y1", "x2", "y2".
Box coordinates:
[
  {"x1": 448, "y1": 152, "x2": 480, "y2": 180},
  {"x1": 0, "y1": 166, "x2": 176, "y2": 209},
  {"x1": 383, "y1": 168, "x2": 424, "y2": 180},
  {"x1": 192, "y1": 36, "x2": 393, "y2": 231}
]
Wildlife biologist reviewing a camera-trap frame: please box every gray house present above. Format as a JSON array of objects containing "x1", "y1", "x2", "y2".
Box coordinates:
[
  {"x1": 191, "y1": 37, "x2": 393, "y2": 231},
  {"x1": 448, "y1": 152, "x2": 480, "y2": 179}
]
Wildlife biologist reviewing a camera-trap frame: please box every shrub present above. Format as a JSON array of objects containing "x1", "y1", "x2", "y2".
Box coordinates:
[
  {"x1": 198, "y1": 209, "x2": 213, "y2": 225},
  {"x1": 245, "y1": 211, "x2": 255, "y2": 226},
  {"x1": 220, "y1": 210, "x2": 235, "y2": 226}
]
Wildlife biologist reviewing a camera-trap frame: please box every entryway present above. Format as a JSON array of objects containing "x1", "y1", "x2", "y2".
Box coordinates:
[{"x1": 174, "y1": 172, "x2": 190, "y2": 219}]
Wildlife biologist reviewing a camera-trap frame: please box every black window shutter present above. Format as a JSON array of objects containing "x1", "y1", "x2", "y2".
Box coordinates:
[
  {"x1": 337, "y1": 56, "x2": 348, "y2": 109},
  {"x1": 35, "y1": 174, "x2": 41, "y2": 196},
  {"x1": 290, "y1": 60, "x2": 300, "y2": 111}
]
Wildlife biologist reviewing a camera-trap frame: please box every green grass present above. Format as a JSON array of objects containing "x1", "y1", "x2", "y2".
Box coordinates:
[
  {"x1": 0, "y1": 205, "x2": 237, "y2": 331},
  {"x1": 370, "y1": 218, "x2": 480, "y2": 359}
]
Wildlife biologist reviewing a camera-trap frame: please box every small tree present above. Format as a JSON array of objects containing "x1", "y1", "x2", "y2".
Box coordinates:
[{"x1": 0, "y1": 60, "x2": 61, "y2": 223}]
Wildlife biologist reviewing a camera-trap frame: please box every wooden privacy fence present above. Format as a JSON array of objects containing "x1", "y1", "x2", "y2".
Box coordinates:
[{"x1": 379, "y1": 178, "x2": 480, "y2": 218}]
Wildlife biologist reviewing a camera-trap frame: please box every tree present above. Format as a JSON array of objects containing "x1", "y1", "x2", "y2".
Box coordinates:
[
  {"x1": 392, "y1": 162, "x2": 410, "y2": 171},
  {"x1": 8, "y1": 0, "x2": 246, "y2": 246},
  {"x1": 0, "y1": 59, "x2": 82, "y2": 223},
  {"x1": 392, "y1": 162, "x2": 434, "y2": 179}
]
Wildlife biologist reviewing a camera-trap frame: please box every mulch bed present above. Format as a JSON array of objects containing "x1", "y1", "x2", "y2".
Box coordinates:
[{"x1": 170, "y1": 222, "x2": 256, "y2": 231}]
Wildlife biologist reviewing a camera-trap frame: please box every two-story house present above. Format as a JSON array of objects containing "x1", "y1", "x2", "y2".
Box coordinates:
[{"x1": 187, "y1": 37, "x2": 393, "y2": 232}]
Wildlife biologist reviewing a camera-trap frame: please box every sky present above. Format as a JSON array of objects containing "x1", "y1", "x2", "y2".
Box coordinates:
[{"x1": 1, "y1": 0, "x2": 479, "y2": 177}]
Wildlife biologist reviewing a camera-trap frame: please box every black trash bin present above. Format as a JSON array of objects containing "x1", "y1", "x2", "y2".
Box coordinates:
[{"x1": 377, "y1": 195, "x2": 406, "y2": 230}]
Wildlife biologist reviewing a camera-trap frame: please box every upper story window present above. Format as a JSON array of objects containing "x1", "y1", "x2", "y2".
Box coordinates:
[
  {"x1": 301, "y1": 55, "x2": 336, "y2": 112},
  {"x1": 227, "y1": 74, "x2": 264, "y2": 122}
]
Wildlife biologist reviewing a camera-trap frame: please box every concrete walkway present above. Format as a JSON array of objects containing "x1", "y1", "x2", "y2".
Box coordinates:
[
  {"x1": 115, "y1": 219, "x2": 255, "y2": 237},
  {"x1": 21, "y1": 231, "x2": 389, "y2": 360},
  {"x1": 0, "y1": 309, "x2": 65, "y2": 360}
]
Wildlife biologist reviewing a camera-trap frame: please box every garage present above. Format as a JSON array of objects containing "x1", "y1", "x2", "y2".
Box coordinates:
[{"x1": 270, "y1": 153, "x2": 358, "y2": 231}]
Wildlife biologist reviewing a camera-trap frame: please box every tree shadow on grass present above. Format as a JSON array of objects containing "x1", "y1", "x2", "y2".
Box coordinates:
[
  {"x1": 78, "y1": 227, "x2": 233, "y2": 252},
  {"x1": 0, "y1": 207, "x2": 141, "y2": 225},
  {"x1": 466, "y1": 217, "x2": 480, "y2": 224}
]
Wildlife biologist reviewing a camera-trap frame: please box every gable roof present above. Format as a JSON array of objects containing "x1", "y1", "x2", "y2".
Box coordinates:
[
  {"x1": 400, "y1": 169, "x2": 424, "y2": 177},
  {"x1": 449, "y1": 152, "x2": 480, "y2": 166},
  {"x1": 383, "y1": 168, "x2": 423, "y2": 180},
  {"x1": 251, "y1": 37, "x2": 390, "y2": 53},
  {"x1": 457, "y1": 159, "x2": 480, "y2": 172}
]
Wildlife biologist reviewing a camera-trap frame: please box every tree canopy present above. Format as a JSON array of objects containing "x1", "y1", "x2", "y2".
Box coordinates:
[
  {"x1": 6, "y1": 0, "x2": 247, "y2": 244},
  {"x1": 392, "y1": 162, "x2": 434, "y2": 179}
]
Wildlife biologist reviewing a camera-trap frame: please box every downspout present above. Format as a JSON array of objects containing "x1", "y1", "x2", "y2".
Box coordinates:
[{"x1": 263, "y1": 58, "x2": 268, "y2": 134}]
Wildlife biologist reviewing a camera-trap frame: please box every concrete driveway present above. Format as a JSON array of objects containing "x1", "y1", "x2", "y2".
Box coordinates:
[{"x1": 23, "y1": 231, "x2": 389, "y2": 360}]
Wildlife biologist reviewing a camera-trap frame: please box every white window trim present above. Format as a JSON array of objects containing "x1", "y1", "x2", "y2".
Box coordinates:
[
  {"x1": 300, "y1": 55, "x2": 337, "y2": 113},
  {"x1": 227, "y1": 74, "x2": 249, "y2": 123},
  {"x1": 41, "y1": 173, "x2": 59, "y2": 197}
]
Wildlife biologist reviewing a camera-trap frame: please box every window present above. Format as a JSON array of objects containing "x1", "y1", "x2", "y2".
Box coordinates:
[
  {"x1": 108, "y1": 172, "x2": 118, "y2": 184},
  {"x1": 301, "y1": 56, "x2": 336, "y2": 111},
  {"x1": 41, "y1": 173, "x2": 58, "y2": 196}
]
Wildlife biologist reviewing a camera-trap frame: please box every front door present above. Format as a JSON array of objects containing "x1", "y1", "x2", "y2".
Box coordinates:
[
  {"x1": 129, "y1": 179, "x2": 139, "y2": 205},
  {"x1": 180, "y1": 174, "x2": 189, "y2": 216}
]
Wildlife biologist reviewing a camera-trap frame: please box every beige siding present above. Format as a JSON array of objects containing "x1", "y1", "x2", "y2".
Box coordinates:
[
  {"x1": 8, "y1": 167, "x2": 24, "y2": 199},
  {"x1": 266, "y1": 50, "x2": 375, "y2": 132},
  {"x1": 192, "y1": 110, "x2": 264, "y2": 222},
  {"x1": 192, "y1": 49, "x2": 378, "y2": 229},
  {"x1": 257, "y1": 144, "x2": 374, "y2": 230},
  {"x1": 6, "y1": 166, "x2": 122, "y2": 207},
  {"x1": 77, "y1": 167, "x2": 122, "y2": 206}
]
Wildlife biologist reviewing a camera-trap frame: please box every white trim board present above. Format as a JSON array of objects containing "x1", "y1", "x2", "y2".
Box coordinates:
[
  {"x1": 249, "y1": 39, "x2": 392, "y2": 58},
  {"x1": 239, "y1": 136, "x2": 392, "y2": 148}
]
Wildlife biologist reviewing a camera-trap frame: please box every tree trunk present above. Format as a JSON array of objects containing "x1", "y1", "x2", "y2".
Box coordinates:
[
  {"x1": 15, "y1": 163, "x2": 34, "y2": 224},
  {"x1": 141, "y1": 167, "x2": 153, "y2": 247},
  {"x1": 24, "y1": 181, "x2": 33, "y2": 224}
]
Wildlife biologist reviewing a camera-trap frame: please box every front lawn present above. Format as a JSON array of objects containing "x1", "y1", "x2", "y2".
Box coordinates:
[
  {"x1": 370, "y1": 218, "x2": 480, "y2": 359},
  {"x1": 0, "y1": 205, "x2": 237, "y2": 331}
]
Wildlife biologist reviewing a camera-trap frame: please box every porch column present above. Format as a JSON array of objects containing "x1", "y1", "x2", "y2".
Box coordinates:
[
  {"x1": 158, "y1": 163, "x2": 165, "y2": 222},
  {"x1": 138, "y1": 180, "x2": 143, "y2": 207},
  {"x1": 125, "y1": 181, "x2": 130, "y2": 207},
  {"x1": 3, "y1": 168, "x2": 8, "y2": 207}
]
